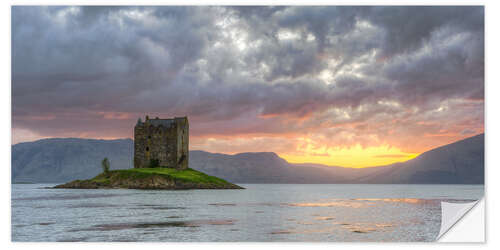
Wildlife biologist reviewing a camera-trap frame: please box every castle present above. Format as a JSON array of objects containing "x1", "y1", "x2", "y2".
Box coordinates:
[{"x1": 134, "y1": 116, "x2": 189, "y2": 170}]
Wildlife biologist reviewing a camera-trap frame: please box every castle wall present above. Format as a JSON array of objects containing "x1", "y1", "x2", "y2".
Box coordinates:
[
  {"x1": 134, "y1": 116, "x2": 188, "y2": 170},
  {"x1": 175, "y1": 117, "x2": 189, "y2": 170}
]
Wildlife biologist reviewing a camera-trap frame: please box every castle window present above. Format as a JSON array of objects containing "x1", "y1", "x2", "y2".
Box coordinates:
[{"x1": 146, "y1": 147, "x2": 149, "y2": 151}]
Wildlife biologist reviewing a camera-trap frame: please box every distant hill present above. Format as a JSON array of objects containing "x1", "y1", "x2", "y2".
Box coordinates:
[
  {"x1": 356, "y1": 133, "x2": 484, "y2": 184},
  {"x1": 11, "y1": 134, "x2": 484, "y2": 184},
  {"x1": 190, "y1": 151, "x2": 367, "y2": 183},
  {"x1": 12, "y1": 138, "x2": 133, "y2": 183},
  {"x1": 189, "y1": 151, "x2": 396, "y2": 183}
]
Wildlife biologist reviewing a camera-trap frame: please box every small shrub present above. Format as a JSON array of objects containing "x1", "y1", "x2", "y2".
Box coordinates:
[
  {"x1": 102, "y1": 158, "x2": 110, "y2": 174},
  {"x1": 149, "y1": 159, "x2": 160, "y2": 168}
]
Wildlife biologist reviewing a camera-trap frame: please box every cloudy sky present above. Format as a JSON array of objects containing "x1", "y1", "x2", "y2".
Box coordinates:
[{"x1": 12, "y1": 6, "x2": 484, "y2": 167}]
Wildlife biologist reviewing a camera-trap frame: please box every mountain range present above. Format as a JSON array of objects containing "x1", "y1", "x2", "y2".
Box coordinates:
[{"x1": 11, "y1": 134, "x2": 484, "y2": 184}]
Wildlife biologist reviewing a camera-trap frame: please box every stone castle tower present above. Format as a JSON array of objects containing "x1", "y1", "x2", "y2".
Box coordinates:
[{"x1": 134, "y1": 116, "x2": 189, "y2": 170}]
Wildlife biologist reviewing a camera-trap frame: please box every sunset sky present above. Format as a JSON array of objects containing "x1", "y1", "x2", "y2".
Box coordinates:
[{"x1": 11, "y1": 6, "x2": 484, "y2": 168}]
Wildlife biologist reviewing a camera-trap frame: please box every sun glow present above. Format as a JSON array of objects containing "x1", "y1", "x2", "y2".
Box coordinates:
[
  {"x1": 281, "y1": 144, "x2": 418, "y2": 168},
  {"x1": 190, "y1": 135, "x2": 421, "y2": 168}
]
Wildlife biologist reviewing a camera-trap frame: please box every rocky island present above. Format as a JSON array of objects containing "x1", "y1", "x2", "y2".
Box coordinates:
[
  {"x1": 54, "y1": 167, "x2": 243, "y2": 189},
  {"x1": 55, "y1": 116, "x2": 243, "y2": 190}
]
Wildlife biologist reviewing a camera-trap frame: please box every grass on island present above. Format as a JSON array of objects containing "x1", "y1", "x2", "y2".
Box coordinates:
[{"x1": 91, "y1": 167, "x2": 232, "y2": 185}]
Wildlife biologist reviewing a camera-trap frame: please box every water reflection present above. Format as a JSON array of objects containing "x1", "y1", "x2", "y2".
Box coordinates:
[
  {"x1": 353, "y1": 198, "x2": 436, "y2": 204},
  {"x1": 338, "y1": 222, "x2": 394, "y2": 233},
  {"x1": 11, "y1": 184, "x2": 484, "y2": 242},
  {"x1": 289, "y1": 200, "x2": 370, "y2": 208}
]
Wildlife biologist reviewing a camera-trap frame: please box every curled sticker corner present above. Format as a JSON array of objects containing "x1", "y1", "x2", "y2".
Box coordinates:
[{"x1": 437, "y1": 199, "x2": 481, "y2": 240}]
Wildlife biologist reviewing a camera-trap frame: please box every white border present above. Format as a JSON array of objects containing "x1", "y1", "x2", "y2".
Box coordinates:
[{"x1": 3, "y1": 0, "x2": 496, "y2": 249}]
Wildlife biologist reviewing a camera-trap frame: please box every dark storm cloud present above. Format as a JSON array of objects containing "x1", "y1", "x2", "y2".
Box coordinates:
[
  {"x1": 12, "y1": 6, "x2": 215, "y2": 113},
  {"x1": 12, "y1": 6, "x2": 484, "y2": 149},
  {"x1": 366, "y1": 6, "x2": 484, "y2": 57}
]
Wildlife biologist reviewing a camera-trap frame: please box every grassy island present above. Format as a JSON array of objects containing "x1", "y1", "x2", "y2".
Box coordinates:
[{"x1": 54, "y1": 168, "x2": 244, "y2": 190}]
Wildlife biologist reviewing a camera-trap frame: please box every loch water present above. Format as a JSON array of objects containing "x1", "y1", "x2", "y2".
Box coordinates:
[{"x1": 11, "y1": 184, "x2": 484, "y2": 242}]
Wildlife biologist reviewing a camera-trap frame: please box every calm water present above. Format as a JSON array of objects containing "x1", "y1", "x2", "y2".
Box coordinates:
[{"x1": 11, "y1": 184, "x2": 483, "y2": 242}]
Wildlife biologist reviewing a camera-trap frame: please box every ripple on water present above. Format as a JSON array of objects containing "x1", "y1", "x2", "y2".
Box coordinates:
[
  {"x1": 70, "y1": 219, "x2": 237, "y2": 232},
  {"x1": 337, "y1": 222, "x2": 395, "y2": 233},
  {"x1": 270, "y1": 230, "x2": 293, "y2": 235},
  {"x1": 289, "y1": 200, "x2": 371, "y2": 208},
  {"x1": 208, "y1": 203, "x2": 237, "y2": 206},
  {"x1": 131, "y1": 205, "x2": 186, "y2": 210},
  {"x1": 37, "y1": 222, "x2": 55, "y2": 226},
  {"x1": 67, "y1": 203, "x2": 118, "y2": 208},
  {"x1": 315, "y1": 216, "x2": 335, "y2": 221},
  {"x1": 13, "y1": 193, "x2": 127, "y2": 201},
  {"x1": 57, "y1": 237, "x2": 90, "y2": 242}
]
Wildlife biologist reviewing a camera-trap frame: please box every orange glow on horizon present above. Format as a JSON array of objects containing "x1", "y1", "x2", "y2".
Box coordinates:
[
  {"x1": 14, "y1": 128, "x2": 481, "y2": 169},
  {"x1": 280, "y1": 144, "x2": 419, "y2": 168}
]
